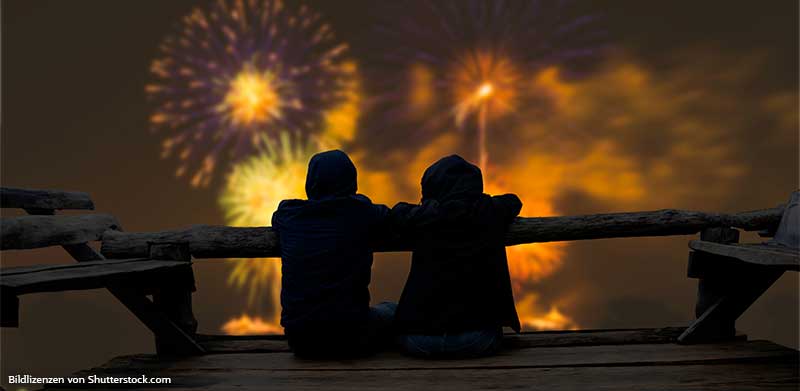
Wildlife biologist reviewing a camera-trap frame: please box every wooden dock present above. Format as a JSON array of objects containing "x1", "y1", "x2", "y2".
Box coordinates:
[{"x1": 47, "y1": 328, "x2": 798, "y2": 390}]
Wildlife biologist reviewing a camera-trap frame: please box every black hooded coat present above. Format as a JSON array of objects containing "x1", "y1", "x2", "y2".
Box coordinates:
[
  {"x1": 272, "y1": 150, "x2": 390, "y2": 335},
  {"x1": 391, "y1": 155, "x2": 522, "y2": 334}
]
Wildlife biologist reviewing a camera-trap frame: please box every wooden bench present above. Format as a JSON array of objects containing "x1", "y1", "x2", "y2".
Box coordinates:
[
  {"x1": 680, "y1": 191, "x2": 799, "y2": 343},
  {"x1": 0, "y1": 187, "x2": 204, "y2": 355},
  {"x1": 98, "y1": 189, "x2": 796, "y2": 347},
  {"x1": 2, "y1": 186, "x2": 796, "y2": 357}
]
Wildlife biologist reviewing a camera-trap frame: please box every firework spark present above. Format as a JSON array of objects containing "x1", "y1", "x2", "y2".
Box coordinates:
[
  {"x1": 370, "y1": 0, "x2": 606, "y2": 172},
  {"x1": 147, "y1": 0, "x2": 352, "y2": 187}
]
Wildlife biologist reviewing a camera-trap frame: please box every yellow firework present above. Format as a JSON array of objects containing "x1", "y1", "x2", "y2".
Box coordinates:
[
  {"x1": 220, "y1": 63, "x2": 286, "y2": 128},
  {"x1": 220, "y1": 133, "x2": 315, "y2": 227},
  {"x1": 220, "y1": 132, "x2": 319, "y2": 318}
]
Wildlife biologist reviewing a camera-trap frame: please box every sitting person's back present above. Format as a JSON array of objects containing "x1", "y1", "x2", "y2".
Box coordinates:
[
  {"x1": 272, "y1": 150, "x2": 395, "y2": 358},
  {"x1": 391, "y1": 155, "x2": 522, "y2": 358}
]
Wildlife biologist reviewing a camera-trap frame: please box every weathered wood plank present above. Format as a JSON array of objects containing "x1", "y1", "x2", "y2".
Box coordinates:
[
  {"x1": 0, "y1": 258, "x2": 190, "y2": 295},
  {"x1": 504, "y1": 327, "x2": 692, "y2": 348},
  {"x1": 504, "y1": 207, "x2": 783, "y2": 246},
  {"x1": 0, "y1": 187, "x2": 95, "y2": 211},
  {"x1": 101, "y1": 207, "x2": 784, "y2": 259},
  {"x1": 101, "y1": 226, "x2": 277, "y2": 259},
  {"x1": 51, "y1": 362, "x2": 799, "y2": 390},
  {"x1": 77, "y1": 340, "x2": 796, "y2": 372},
  {"x1": 1, "y1": 214, "x2": 121, "y2": 250},
  {"x1": 195, "y1": 328, "x2": 691, "y2": 354},
  {"x1": 196, "y1": 334, "x2": 289, "y2": 353},
  {"x1": 689, "y1": 240, "x2": 799, "y2": 270}
]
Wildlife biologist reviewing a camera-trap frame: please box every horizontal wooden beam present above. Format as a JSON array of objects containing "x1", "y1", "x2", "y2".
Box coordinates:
[
  {"x1": 74, "y1": 340, "x2": 797, "y2": 372},
  {"x1": 1, "y1": 258, "x2": 190, "y2": 295},
  {"x1": 101, "y1": 206, "x2": 784, "y2": 259},
  {"x1": 102, "y1": 226, "x2": 277, "y2": 259},
  {"x1": 193, "y1": 327, "x2": 692, "y2": 354},
  {"x1": 504, "y1": 207, "x2": 784, "y2": 246},
  {"x1": 1, "y1": 214, "x2": 121, "y2": 250},
  {"x1": 0, "y1": 187, "x2": 94, "y2": 211},
  {"x1": 689, "y1": 241, "x2": 799, "y2": 270}
]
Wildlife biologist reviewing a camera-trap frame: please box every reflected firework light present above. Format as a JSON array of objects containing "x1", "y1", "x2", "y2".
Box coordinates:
[
  {"x1": 365, "y1": 0, "x2": 607, "y2": 169},
  {"x1": 147, "y1": 0, "x2": 352, "y2": 187}
]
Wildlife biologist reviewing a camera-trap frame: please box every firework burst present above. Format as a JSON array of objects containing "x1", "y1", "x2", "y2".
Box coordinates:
[
  {"x1": 219, "y1": 132, "x2": 320, "y2": 324},
  {"x1": 147, "y1": 0, "x2": 352, "y2": 187},
  {"x1": 369, "y1": 0, "x2": 606, "y2": 171}
]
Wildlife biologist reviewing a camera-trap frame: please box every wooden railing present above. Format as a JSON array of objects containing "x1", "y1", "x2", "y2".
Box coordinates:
[
  {"x1": 97, "y1": 207, "x2": 785, "y2": 259},
  {"x1": 1, "y1": 186, "x2": 797, "y2": 356}
]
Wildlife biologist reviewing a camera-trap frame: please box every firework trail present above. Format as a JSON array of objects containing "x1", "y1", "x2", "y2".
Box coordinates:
[
  {"x1": 147, "y1": 0, "x2": 351, "y2": 187},
  {"x1": 369, "y1": 0, "x2": 607, "y2": 172}
]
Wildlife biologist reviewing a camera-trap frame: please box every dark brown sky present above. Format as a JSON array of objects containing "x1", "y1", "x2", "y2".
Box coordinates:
[{"x1": 1, "y1": 0, "x2": 798, "y2": 387}]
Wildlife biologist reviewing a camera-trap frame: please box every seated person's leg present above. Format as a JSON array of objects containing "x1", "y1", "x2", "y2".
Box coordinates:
[
  {"x1": 442, "y1": 328, "x2": 503, "y2": 358},
  {"x1": 399, "y1": 334, "x2": 444, "y2": 358},
  {"x1": 365, "y1": 301, "x2": 398, "y2": 350},
  {"x1": 400, "y1": 328, "x2": 503, "y2": 359}
]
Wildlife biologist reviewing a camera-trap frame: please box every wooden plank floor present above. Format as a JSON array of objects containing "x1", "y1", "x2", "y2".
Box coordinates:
[{"x1": 47, "y1": 328, "x2": 798, "y2": 390}]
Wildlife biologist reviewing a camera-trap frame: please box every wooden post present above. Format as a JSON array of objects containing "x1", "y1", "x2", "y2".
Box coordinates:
[
  {"x1": 688, "y1": 227, "x2": 740, "y2": 319},
  {"x1": 680, "y1": 227, "x2": 784, "y2": 343},
  {"x1": 149, "y1": 242, "x2": 199, "y2": 355},
  {"x1": 1, "y1": 289, "x2": 19, "y2": 327}
]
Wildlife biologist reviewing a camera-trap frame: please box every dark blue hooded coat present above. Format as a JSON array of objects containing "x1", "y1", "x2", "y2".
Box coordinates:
[
  {"x1": 391, "y1": 155, "x2": 522, "y2": 334},
  {"x1": 272, "y1": 150, "x2": 390, "y2": 334}
]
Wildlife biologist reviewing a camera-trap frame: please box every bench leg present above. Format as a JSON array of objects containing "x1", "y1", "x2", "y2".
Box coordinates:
[
  {"x1": 149, "y1": 243, "x2": 201, "y2": 355},
  {"x1": 112, "y1": 286, "x2": 204, "y2": 355},
  {"x1": 1, "y1": 290, "x2": 19, "y2": 327},
  {"x1": 23, "y1": 209, "x2": 203, "y2": 355},
  {"x1": 680, "y1": 227, "x2": 784, "y2": 343}
]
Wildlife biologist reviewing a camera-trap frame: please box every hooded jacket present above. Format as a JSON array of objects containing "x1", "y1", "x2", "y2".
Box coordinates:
[
  {"x1": 272, "y1": 150, "x2": 390, "y2": 333},
  {"x1": 391, "y1": 155, "x2": 522, "y2": 334}
]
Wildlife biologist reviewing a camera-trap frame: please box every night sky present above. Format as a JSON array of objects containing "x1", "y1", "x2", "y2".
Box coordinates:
[{"x1": 1, "y1": 0, "x2": 798, "y2": 386}]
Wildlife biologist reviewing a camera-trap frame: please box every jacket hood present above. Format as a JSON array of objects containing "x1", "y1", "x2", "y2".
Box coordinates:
[
  {"x1": 421, "y1": 155, "x2": 483, "y2": 203},
  {"x1": 305, "y1": 150, "x2": 358, "y2": 200}
]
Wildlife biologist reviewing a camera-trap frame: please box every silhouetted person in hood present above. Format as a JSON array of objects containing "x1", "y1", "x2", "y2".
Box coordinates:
[
  {"x1": 391, "y1": 155, "x2": 522, "y2": 358},
  {"x1": 272, "y1": 150, "x2": 396, "y2": 358}
]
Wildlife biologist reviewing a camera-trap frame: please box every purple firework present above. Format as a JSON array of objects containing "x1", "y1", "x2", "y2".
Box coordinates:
[{"x1": 147, "y1": 0, "x2": 351, "y2": 187}]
